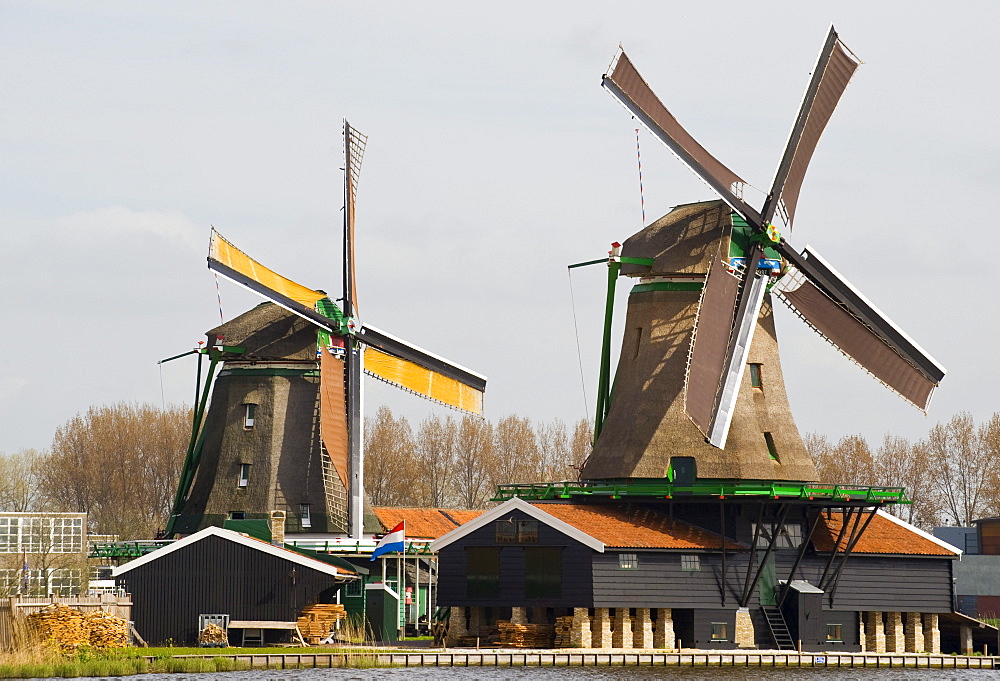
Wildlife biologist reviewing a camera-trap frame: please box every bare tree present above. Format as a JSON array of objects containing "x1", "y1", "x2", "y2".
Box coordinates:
[
  {"x1": 0, "y1": 449, "x2": 42, "y2": 512},
  {"x1": 921, "y1": 412, "x2": 998, "y2": 526},
  {"x1": 874, "y1": 434, "x2": 940, "y2": 528},
  {"x1": 451, "y1": 416, "x2": 493, "y2": 509},
  {"x1": 537, "y1": 418, "x2": 570, "y2": 481},
  {"x1": 35, "y1": 403, "x2": 191, "y2": 538},
  {"x1": 414, "y1": 414, "x2": 457, "y2": 507},
  {"x1": 489, "y1": 415, "x2": 541, "y2": 488},
  {"x1": 364, "y1": 406, "x2": 416, "y2": 506}
]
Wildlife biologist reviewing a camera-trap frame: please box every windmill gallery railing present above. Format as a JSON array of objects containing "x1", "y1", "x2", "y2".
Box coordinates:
[{"x1": 492, "y1": 479, "x2": 910, "y2": 505}]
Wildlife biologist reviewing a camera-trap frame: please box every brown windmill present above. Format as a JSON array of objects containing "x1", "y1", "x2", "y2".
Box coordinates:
[{"x1": 581, "y1": 28, "x2": 945, "y2": 484}]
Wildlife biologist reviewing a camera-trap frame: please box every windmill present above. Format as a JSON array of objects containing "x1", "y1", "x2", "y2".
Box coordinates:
[
  {"x1": 167, "y1": 121, "x2": 486, "y2": 539},
  {"x1": 581, "y1": 28, "x2": 944, "y2": 481}
]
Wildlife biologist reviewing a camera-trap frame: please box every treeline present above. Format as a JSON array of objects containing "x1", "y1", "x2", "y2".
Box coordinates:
[
  {"x1": 365, "y1": 407, "x2": 593, "y2": 509},
  {"x1": 805, "y1": 411, "x2": 1000, "y2": 529}
]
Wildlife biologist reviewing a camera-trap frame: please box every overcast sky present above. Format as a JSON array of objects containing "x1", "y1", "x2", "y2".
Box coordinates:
[{"x1": 2, "y1": 1, "x2": 997, "y2": 455}]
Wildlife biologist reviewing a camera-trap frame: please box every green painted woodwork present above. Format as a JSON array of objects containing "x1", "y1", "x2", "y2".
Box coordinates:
[
  {"x1": 729, "y1": 213, "x2": 781, "y2": 261},
  {"x1": 594, "y1": 259, "x2": 621, "y2": 441},
  {"x1": 492, "y1": 478, "x2": 911, "y2": 504},
  {"x1": 315, "y1": 297, "x2": 346, "y2": 343},
  {"x1": 221, "y1": 368, "x2": 320, "y2": 377},
  {"x1": 619, "y1": 256, "x2": 655, "y2": 266},
  {"x1": 630, "y1": 281, "x2": 704, "y2": 294}
]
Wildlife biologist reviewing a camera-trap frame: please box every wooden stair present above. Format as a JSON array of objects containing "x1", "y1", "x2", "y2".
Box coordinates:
[{"x1": 761, "y1": 606, "x2": 795, "y2": 651}]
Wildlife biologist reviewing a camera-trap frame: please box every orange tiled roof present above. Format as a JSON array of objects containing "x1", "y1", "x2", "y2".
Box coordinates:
[
  {"x1": 373, "y1": 507, "x2": 485, "y2": 540},
  {"x1": 531, "y1": 502, "x2": 746, "y2": 550},
  {"x1": 812, "y1": 511, "x2": 956, "y2": 556}
]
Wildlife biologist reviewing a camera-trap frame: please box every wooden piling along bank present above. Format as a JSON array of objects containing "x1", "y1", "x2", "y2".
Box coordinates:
[{"x1": 157, "y1": 651, "x2": 999, "y2": 668}]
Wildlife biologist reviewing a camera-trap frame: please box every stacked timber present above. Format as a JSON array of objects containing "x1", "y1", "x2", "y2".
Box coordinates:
[
  {"x1": 553, "y1": 616, "x2": 574, "y2": 648},
  {"x1": 84, "y1": 610, "x2": 129, "y2": 648},
  {"x1": 197, "y1": 623, "x2": 229, "y2": 646},
  {"x1": 296, "y1": 603, "x2": 346, "y2": 644},
  {"x1": 497, "y1": 620, "x2": 554, "y2": 648}
]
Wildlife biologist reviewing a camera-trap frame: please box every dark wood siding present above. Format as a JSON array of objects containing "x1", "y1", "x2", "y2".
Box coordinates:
[
  {"x1": 436, "y1": 509, "x2": 593, "y2": 608},
  {"x1": 593, "y1": 552, "x2": 732, "y2": 608},
  {"x1": 117, "y1": 535, "x2": 341, "y2": 644}
]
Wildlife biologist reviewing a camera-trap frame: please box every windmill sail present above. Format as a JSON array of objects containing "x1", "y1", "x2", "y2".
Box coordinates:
[
  {"x1": 765, "y1": 28, "x2": 861, "y2": 227},
  {"x1": 319, "y1": 343, "x2": 350, "y2": 487},
  {"x1": 365, "y1": 346, "x2": 484, "y2": 414},
  {"x1": 343, "y1": 121, "x2": 367, "y2": 319}
]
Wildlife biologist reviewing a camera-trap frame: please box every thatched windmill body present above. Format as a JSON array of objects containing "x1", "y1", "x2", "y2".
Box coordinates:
[
  {"x1": 581, "y1": 29, "x2": 945, "y2": 484},
  {"x1": 167, "y1": 122, "x2": 486, "y2": 539}
]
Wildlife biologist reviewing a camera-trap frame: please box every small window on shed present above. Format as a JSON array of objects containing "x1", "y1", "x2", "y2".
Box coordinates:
[
  {"x1": 681, "y1": 555, "x2": 700, "y2": 571},
  {"x1": 619, "y1": 553, "x2": 638, "y2": 569},
  {"x1": 495, "y1": 519, "x2": 538, "y2": 543},
  {"x1": 749, "y1": 363, "x2": 763, "y2": 390},
  {"x1": 300, "y1": 504, "x2": 312, "y2": 528},
  {"x1": 711, "y1": 622, "x2": 728, "y2": 641},
  {"x1": 238, "y1": 463, "x2": 251, "y2": 488},
  {"x1": 244, "y1": 403, "x2": 257, "y2": 429},
  {"x1": 826, "y1": 623, "x2": 843, "y2": 642},
  {"x1": 229, "y1": 511, "x2": 246, "y2": 520}
]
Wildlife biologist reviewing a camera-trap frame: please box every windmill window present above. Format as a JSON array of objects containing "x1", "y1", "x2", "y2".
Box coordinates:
[
  {"x1": 634, "y1": 328, "x2": 643, "y2": 358},
  {"x1": 299, "y1": 504, "x2": 312, "y2": 528},
  {"x1": 681, "y1": 554, "x2": 700, "y2": 571},
  {"x1": 619, "y1": 553, "x2": 638, "y2": 569},
  {"x1": 764, "y1": 432, "x2": 779, "y2": 460},
  {"x1": 749, "y1": 363, "x2": 763, "y2": 390},
  {"x1": 711, "y1": 622, "x2": 728, "y2": 641},
  {"x1": 826, "y1": 623, "x2": 843, "y2": 642},
  {"x1": 244, "y1": 403, "x2": 257, "y2": 429},
  {"x1": 238, "y1": 464, "x2": 251, "y2": 488}
]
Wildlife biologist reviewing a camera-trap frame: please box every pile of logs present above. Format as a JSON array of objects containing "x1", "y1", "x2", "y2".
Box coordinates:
[
  {"x1": 296, "y1": 603, "x2": 347, "y2": 644},
  {"x1": 197, "y1": 623, "x2": 229, "y2": 646},
  {"x1": 26, "y1": 604, "x2": 129, "y2": 651},
  {"x1": 497, "y1": 620, "x2": 554, "y2": 648},
  {"x1": 553, "y1": 615, "x2": 574, "y2": 648}
]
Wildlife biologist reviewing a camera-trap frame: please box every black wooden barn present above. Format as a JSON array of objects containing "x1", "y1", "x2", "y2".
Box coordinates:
[
  {"x1": 432, "y1": 496, "x2": 985, "y2": 653},
  {"x1": 113, "y1": 526, "x2": 357, "y2": 644}
]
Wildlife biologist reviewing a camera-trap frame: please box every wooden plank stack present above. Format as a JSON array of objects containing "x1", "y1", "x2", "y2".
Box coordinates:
[
  {"x1": 295, "y1": 603, "x2": 346, "y2": 644},
  {"x1": 26, "y1": 604, "x2": 129, "y2": 651},
  {"x1": 553, "y1": 615, "x2": 573, "y2": 648},
  {"x1": 497, "y1": 620, "x2": 554, "y2": 648},
  {"x1": 197, "y1": 622, "x2": 229, "y2": 646}
]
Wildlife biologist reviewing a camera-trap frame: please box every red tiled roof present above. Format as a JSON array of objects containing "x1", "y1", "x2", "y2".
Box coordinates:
[
  {"x1": 812, "y1": 511, "x2": 957, "y2": 556},
  {"x1": 373, "y1": 507, "x2": 485, "y2": 540},
  {"x1": 530, "y1": 502, "x2": 746, "y2": 550}
]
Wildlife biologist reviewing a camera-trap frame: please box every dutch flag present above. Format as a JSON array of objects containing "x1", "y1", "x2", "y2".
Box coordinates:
[{"x1": 370, "y1": 521, "x2": 405, "y2": 561}]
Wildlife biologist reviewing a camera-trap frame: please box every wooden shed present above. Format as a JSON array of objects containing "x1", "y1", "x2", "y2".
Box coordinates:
[{"x1": 113, "y1": 526, "x2": 357, "y2": 645}]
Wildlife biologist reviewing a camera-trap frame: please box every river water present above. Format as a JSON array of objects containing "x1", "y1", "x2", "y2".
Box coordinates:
[{"x1": 112, "y1": 667, "x2": 998, "y2": 680}]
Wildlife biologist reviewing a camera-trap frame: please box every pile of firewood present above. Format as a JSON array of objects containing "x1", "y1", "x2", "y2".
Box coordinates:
[
  {"x1": 296, "y1": 603, "x2": 346, "y2": 644},
  {"x1": 553, "y1": 615, "x2": 574, "y2": 648},
  {"x1": 26, "y1": 604, "x2": 129, "y2": 651},
  {"x1": 197, "y1": 622, "x2": 229, "y2": 646},
  {"x1": 497, "y1": 621, "x2": 554, "y2": 648}
]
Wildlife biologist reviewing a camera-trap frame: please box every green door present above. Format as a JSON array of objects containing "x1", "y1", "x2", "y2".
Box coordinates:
[{"x1": 757, "y1": 552, "x2": 777, "y2": 606}]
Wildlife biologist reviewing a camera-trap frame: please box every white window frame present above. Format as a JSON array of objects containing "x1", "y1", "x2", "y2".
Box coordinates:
[
  {"x1": 238, "y1": 463, "x2": 251, "y2": 488},
  {"x1": 244, "y1": 403, "x2": 256, "y2": 429},
  {"x1": 299, "y1": 504, "x2": 312, "y2": 529},
  {"x1": 681, "y1": 554, "x2": 700, "y2": 571}
]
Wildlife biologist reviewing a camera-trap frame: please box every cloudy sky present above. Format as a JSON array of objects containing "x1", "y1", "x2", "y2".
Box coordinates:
[{"x1": 2, "y1": 1, "x2": 996, "y2": 455}]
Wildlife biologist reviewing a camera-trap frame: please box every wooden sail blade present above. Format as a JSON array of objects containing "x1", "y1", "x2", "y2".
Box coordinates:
[
  {"x1": 765, "y1": 28, "x2": 860, "y2": 227},
  {"x1": 343, "y1": 121, "x2": 368, "y2": 319},
  {"x1": 359, "y1": 324, "x2": 487, "y2": 394},
  {"x1": 208, "y1": 229, "x2": 338, "y2": 333},
  {"x1": 774, "y1": 262, "x2": 942, "y2": 410},
  {"x1": 319, "y1": 345, "x2": 350, "y2": 488},
  {"x1": 364, "y1": 346, "x2": 484, "y2": 415},
  {"x1": 603, "y1": 48, "x2": 763, "y2": 227}
]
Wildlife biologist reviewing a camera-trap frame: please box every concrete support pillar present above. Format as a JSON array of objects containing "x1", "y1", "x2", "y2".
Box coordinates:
[
  {"x1": 530, "y1": 607, "x2": 547, "y2": 625},
  {"x1": 885, "y1": 611, "x2": 905, "y2": 653},
  {"x1": 570, "y1": 608, "x2": 591, "y2": 648},
  {"x1": 446, "y1": 606, "x2": 467, "y2": 646},
  {"x1": 592, "y1": 608, "x2": 612, "y2": 648},
  {"x1": 905, "y1": 612, "x2": 924, "y2": 653},
  {"x1": 922, "y1": 613, "x2": 940, "y2": 654},
  {"x1": 510, "y1": 607, "x2": 527, "y2": 625},
  {"x1": 653, "y1": 608, "x2": 674, "y2": 650},
  {"x1": 467, "y1": 606, "x2": 483, "y2": 638},
  {"x1": 612, "y1": 608, "x2": 633, "y2": 649},
  {"x1": 858, "y1": 612, "x2": 866, "y2": 653},
  {"x1": 632, "y1": 607, "x2": 653, "y2": 648},
  {"x1": 959, "y1": 625, "x2": 973, "y2": 656},
  {"x1": 735, "y1": 608, "x2": 755, "y2": 648},
  {"x1": 865, "y1": 611, "x2": 886, "y2": 654}
]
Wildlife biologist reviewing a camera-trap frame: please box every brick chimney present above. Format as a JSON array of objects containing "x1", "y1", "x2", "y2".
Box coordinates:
[{"x1": 270, "y1": 510, "x2": 286, "y2": 546}]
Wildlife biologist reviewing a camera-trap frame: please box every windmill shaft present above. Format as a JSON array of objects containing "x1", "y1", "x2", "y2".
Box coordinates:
[{"x1": 346, "y1": 338, "x2": 364, "y2": 539}]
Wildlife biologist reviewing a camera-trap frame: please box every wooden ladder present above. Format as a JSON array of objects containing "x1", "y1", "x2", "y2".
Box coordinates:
[{"x1": 761, "y1": 606, "x2": 795, "y2": 650}]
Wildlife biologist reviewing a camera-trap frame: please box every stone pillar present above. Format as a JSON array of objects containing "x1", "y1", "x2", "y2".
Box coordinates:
[
  {"x1": 858, "y1": 612, "x2": 866, "y2": 653},
  {"x1": 570, "y1": 608, "x2": 591, "y2": 648},
  {"x1": 922, "y1": 613, "x2": 940, "y2": 654},
  {"x1": 510, "y1": 607, "x2": 527, "y2": 625},
  {"x1": 653, "y1": 608, "x2": 674, "y2": 650},
  {"x1": 446, "y1": 606, "x2": 467, "y2": 646},
  {"x1": 885, "y1": 611, "x2": 905, "y2": 653},
  {"x1": 959, "y1": 625, "x2": 973, "y2": 656},
  {"x1": 735, "y1": 608, "x2": 755, "y2": 648},
  {"x1": 905, "y1": 612, "x2": 924, "y2": 653},
  {"x1": 467, "y1": 606, "x2": 483, "y2": 638},
  {"x1": 865, "y1": 611, "x2": 886, "y2": 654},
  {"x1": 592, "y1": 608, "x2": 612, "y2": 648},
  {"x1": 530, "y1": 607, "x2": 547, "y2": 625},
  {"x1": 632, "y1": 608, "x2": 653, "y2": 648},
  {"x1": 612, "y1": 608, "x2": 633, "y2": 648}
]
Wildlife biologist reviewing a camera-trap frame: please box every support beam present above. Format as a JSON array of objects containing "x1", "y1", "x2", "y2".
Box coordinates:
[
  {"x1": 778, "y1": 510, "x2": 825, "y2": 608},
  {"x1": 739, "y1": 503, "x2": 791, "y2": 607}
]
